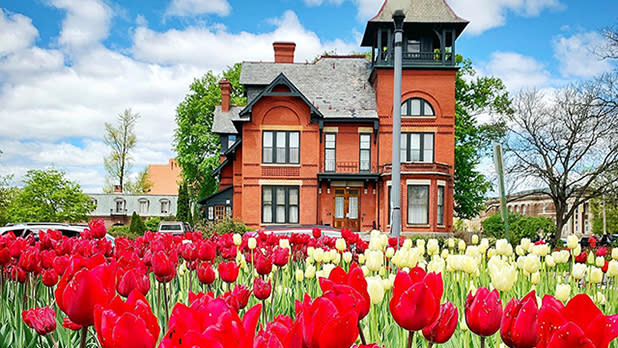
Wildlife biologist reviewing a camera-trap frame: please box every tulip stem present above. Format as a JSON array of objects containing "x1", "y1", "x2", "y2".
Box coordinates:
[
  {"x1": 406, "y1": 331, "x2": 414, "y2": 348},
  {"x1": 427, "y1": 343, "x2": 433, "y2": 348},
  {"x1": 163, "y1": 281, "x2": 170, "y2": 332},
  {"x1": 358, "y1": 322, "x2": 367, "y2": 345},
  {"x1": 79, "y1": 327, "x2": 87, "y2": 348},
  {"x1": 480, "y1": 336, "x2": 485, "y2": 348}
]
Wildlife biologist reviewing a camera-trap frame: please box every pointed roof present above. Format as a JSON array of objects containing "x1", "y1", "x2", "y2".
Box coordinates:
[{"x1": 361, "y1": 0, "x2": 469, "y2": 46}]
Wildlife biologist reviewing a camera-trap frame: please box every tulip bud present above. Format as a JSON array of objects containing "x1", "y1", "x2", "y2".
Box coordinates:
[
  {"x1": 416, "y1": 239, "x2": 426, "y2": 248},
  {"x1": 594, "y1": 291, "x2": 606, "y2": 306},
  {"x1": 608, "y1": 260, "x2": 618, "y2": 277},
  {"x1": 555, "y1": 283, "x2": 570, "y2": 303},
  {"x1": 335, "y1": 238, "x2": 346, "y2": 252},
  {"x1": 232, "y1": 233, "x2": 242, "y2": 246},
  {"x1": 516, "y1": 245, "x2": 525, "y2": 256},
  {"x1": 589, "y1": 266, "x2": 603, "y2": 284},
  {"x1": 361, "y1": 265, "x2": 369, "y2": 276},
  {"x1": 295, "y1": 269, "x2": 304, "y2": 282},
  {"x1": 307, "y1": 246, "x2": 315, "y2": 257},
  {"x1": 471, "y1": 234, "x2": 479, "y2": 245},
  {"x1": 458, "y1": 240, "x2": 466, "y2": 252},
  {"x1": 279, "y1": 238, "x2": 290, "y2": 250},
  {"x1": 447, "y1": 238, "x2": 455, "y2": 249},
  {"x1": 545, "y1": 255, "x2": 555, "y2": 268},
  {"x1": 304, "y1": 264, "x2": 316, "y2": 279},
  {"x1": 612, "y1": 248, "x2": 618, "y2": 261},
  {"x1": 596, "y1": 256, "x2": 605, "y2": 268},
  {"x1": 441, "y1": 249, "x2": 449, "y2": 259},
  {"x1": 313, "y1": 248, "x2": 324, "y2": 263},
  {"x1": 572, "y1": 263, "x2": 587, "y2": 280},
  {"x1": 403, "y1": 239, "x2": 413, "y2": 249},
  {"x1": 342, "y1": 252, "x2": 352, "y2": 263},
  {"x1": 427, "y1": 239, "x2": 439, "y2": 255},
  {"x1": 248, "y1": 237, "x2": 257, "y2": 250},
  {"x1": 332, "y1": 253, "x2": 341, "y2": 265},
  {"x1": 573, "y1": 245, "x2": 582, "y2": 257},
  {"x1": 367, "y1": 277, "x2": 385, "y2": 305},
  {"x1": 306, "y1": 255, "x2": 314, "y2": 264},
  {"x1": 523, "y1": 254, "x2": 541, "y2": 274},
  {"x1": 567, "y1": 235, "x2": 579, "y2": 249},
  {"x1": 530, "y1": 272, "x2": 540, "y2": 284},
  {"x1": 385, "y1": 247, "x2": 395, "y2": 259}
]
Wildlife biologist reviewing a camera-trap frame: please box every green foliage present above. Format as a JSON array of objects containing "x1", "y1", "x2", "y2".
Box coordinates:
[
  {"x1": 482, "y1": 212, "x2": 555, "y2": 244},
  {"x1": 176, "y1": 182, "x2": 191, "y2": 222},
  {"x1": 0, "y1": 175, "x2": 17, "y2": 226},
  {"x1": 202, "y1": 216, "x2": 251, "y2": 238},
  {"x1": 591, "y1": 198, "x2": 618, "y2": 235},
  {"x1": 455, "y1": 55, "x2": 511, "y2": 219},
  {"x1": 144, "y1": 217, "x2": 161, "y2": 232},
  {"x1": 174, "y1": 63, "x2": 246, "y2": 201},
  {"x1": 129, "y1": 211, "x2": 147, "y2": 235},
  {"x1": 108, "y1": 225, "x2": 140, "y2": 239},
  {"x1": 124, "y1": 167, "x2": 152, "y2": 194},
  {"x1": 7, "y1": 169, "x2": 94, "y2": 223},
  {"x1": 104, "y1": 108, "x2": 139, "y2": 192}
]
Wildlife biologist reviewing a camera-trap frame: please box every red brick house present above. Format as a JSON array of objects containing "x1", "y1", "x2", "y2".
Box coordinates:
[{"x1": 201, "y1": 0, "x2": 468, "y2": 234}]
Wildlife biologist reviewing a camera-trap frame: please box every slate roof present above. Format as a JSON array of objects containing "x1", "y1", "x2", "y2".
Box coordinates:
[
  {"x1": 211, "y1": 105, "x2": 244, "y2": 134},
  {"x1": 368, "y1": 0, "x2": 468, "y2": 24}
]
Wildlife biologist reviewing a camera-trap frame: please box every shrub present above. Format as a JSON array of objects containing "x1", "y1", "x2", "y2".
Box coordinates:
[
  {"x1": 108, "y1": 225, "x2": 140, "y2": 239},
  {"x1": 129, "y1": 212, "x2": 146, "y2": 236},
  {"x1": 202, "y1": 217, "x2": 251, "y2": 237},
  {"x1": 144, "y1": 217, "x2": 161, "y2": 232},
  {"x1": 482, "y1": 212, "x2": 556, "y2": 244}
]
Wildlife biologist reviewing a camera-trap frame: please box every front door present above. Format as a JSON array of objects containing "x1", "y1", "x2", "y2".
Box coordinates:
[{"x1": 333, "y1": 188, "x2": 360, "y2": 231}]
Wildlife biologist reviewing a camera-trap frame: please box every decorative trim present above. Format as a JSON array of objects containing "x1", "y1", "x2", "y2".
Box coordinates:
[
  {"x1": 406, "y1": 179, "x2": 431, "y2": 185},
  {"x1": 357, "y1": 127, "x2": 373, "y2": 133},
  {"x1": 438, "y1": 180, "x2": 446, "y2": 186},
  {"x1": 258, "y1": 179, "x2": 303, "y2": 186},
  {"x1": 260, "y1": 125, "x2": 303, "y2": 131},
  {"x1": 401, "y1": 126, "x2": 438, "y2": 132},
  {"x1": 323, "y1": 126, "x2": 339, "y2": 133}
]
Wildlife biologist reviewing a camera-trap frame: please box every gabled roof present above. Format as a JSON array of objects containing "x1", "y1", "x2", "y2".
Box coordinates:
[
  {"x1": 239, "y1": 72, "x2": 323, "y2": 120},
  {"x1": 240, "y1": 56, "x2": 378, "y2": 119},
  {"x1": 198, "y1": 185, "x2": 232, "y2": 205},
  {"x1": 212, "y1": 105, "x2": 244, "y2": 134}
]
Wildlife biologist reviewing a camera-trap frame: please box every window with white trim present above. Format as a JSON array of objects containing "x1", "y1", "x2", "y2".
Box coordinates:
[
  {"x1": 262, "y1": 186, "x2": 299, "y2": 224},
  {"x1": 360, "y1": 133, "x2": 371, "y2": 172},
  {"x1": 408, "y1": 185, "x2": 429, "y2": 225},
  {"x1": 325, "y1": 133, "x2": 336, "y2": 172},
  {"x1": 401, "y1": 98, "x2": 434, "y2": 116},
  {"x1": 160, "y1": 199, "x2": 170, "y2": 214},
  {"x1": 401, "y1": 133, "x2": 434, "y2": 163},
  {"x1": 263, "y1": 131, "x2": 300, "y2": 164},
  {"x1": 437, "y1": 186, "x2": 444, "y2": 226}
]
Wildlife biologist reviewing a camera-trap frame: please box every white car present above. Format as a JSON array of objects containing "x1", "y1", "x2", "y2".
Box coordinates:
[
  {"x1": 0, "y1": 222, "x2": 85, "y2": 238},
  {"x1": 157, "y1": 221, "x2": 192, "y2": 235}
]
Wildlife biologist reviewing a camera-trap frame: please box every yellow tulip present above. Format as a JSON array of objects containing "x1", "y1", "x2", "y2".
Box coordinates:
[{"x1": 555, "y1": 283, "x2": 570, "y2": 303}]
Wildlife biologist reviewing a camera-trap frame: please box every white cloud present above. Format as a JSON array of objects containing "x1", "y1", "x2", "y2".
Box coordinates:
[
  {"x1": 447, "y1": 0, "x2": 563, "y2": 35},
  {"x1": 132, "y1": 10, "x2": 359, "y2": 70},
  {"x1": 553, "y1": 31, "x2": 614, "y2": 79},
  {"x1": 51, "y1": 0, "x2": 113, "y2": 51},
  {"x1": 0, "y1": 3, "x2": 358, "y2": 192},
  {"x1": 166, "y1": 0, "x2": 231, "y2": 17},
  {"x1": 480, "y1": 51, "x2": 552, "y2": 92}
]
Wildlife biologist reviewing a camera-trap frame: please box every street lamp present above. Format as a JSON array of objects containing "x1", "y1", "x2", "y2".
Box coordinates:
[{"x1": 390, "y1": 9, "x2": 405, "y2": 237}]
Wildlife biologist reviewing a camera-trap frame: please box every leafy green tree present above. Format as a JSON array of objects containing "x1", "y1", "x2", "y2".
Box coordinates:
[
  {"x1": 129, "y1": 211, "x2": 146, "y2": 235},
  {"x1": 104, "y1": 108, "x2": 139, "y2": 193},
  {"x1": 455, "y1": 56, "x2": 512, "y2": 219},
  {"x1": 591, "y1": 198, "x2": 618, "y2": 235},
  {"x1": 176, "y1": 182, "x2": 191, "y2": 222},
  {"x1": 144, "y1": 216, "x2": 161, "y2": 232},
  {"x1": 174, "y1": 63, "x2": 246, "y2": 200},
  {"x1": 8, "y1": 169, "x2": 94, "y2": 223},
  {"x1": 124, "y1": 167, "x2": 153, "y2": 194},
  {"x1": 0, "y1": 175, "x2": 17, "y2": 226}
]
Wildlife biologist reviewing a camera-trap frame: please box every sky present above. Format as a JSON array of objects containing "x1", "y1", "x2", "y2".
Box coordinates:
[{"x1": 0, "y1": 0, "x2": 617, "y2": 193}]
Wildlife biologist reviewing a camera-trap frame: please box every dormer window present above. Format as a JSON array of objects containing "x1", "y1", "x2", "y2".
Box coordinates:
[
  {"x1": 401, "y1": 98, "x2": 434, "y2": 117},
  {"x1": 160, "y1": 199, "x2": 170, "y2": 214},
  {"x1": 114, "y1": 198, "x2": 126, "y2": 214}
]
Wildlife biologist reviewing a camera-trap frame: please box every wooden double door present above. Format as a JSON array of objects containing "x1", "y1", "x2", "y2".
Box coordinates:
[{"x1": 333, "y1": 188, "x2": 360, "y2": 231}]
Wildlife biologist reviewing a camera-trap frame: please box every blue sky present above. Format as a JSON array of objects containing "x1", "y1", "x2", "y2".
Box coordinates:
[{"x1": 0, "y1": 0, "x2": 616, "y2": 193}]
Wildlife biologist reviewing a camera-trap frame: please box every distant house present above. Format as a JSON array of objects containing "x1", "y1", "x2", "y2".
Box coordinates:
[
  {"x1": 87, "y1": 190, "x2": 178, "y2": 228},
  {"x1": 478, "y1": 189, "x2": 592, "y2": 237},
  {"x1": 146, "y1": 159, "x2": 182, "y2": 195},
  {"x1": 200, "y1": 0, "x2": 468, "y2": 234}
]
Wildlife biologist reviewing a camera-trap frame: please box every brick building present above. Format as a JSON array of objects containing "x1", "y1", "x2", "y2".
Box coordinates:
[
  {"x1": 201, "y1": 0, "x2": 468, "y2": 234},
  {"x1": 146, "y1": 159, "x2": 182, "y2": 195}
]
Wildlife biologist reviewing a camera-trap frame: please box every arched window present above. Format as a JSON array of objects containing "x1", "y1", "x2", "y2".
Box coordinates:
[
  {"x1": 401, "y1": 97, "x2": 434, "y2": 116},
  {"x1": 138, "y1": 198, "x2": 150, "y2": 215}
]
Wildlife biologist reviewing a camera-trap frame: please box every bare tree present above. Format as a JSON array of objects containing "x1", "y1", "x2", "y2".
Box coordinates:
[
  {"x1": 601, "y1": 25, "x2": 618, "y2": 60},
  {"x1": 506, "y1": 80, "x2": 618, "y2": 245},
  {"x1": 104, "y1": 109, "x2": 139, "y2": 193}
]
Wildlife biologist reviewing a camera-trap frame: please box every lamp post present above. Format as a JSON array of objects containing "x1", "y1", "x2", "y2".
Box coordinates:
[{"x1": 390, "y1": 9, "x2": 405, "y2": 237}]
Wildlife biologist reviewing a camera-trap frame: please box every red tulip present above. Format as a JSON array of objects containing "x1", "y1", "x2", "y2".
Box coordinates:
[
  {"x1": 89, "y1": 218, "x2": 107, "y2": 239},
  {"x1": 160, "y1": 298, "x2": 261, "y2": 348},
  {"x1": 254, "y1": 251, "x2": 273, "y2": 275},
  {"x1": 0, "y1": 247, "x2": 10, "y2": 266},
  {"x1": 537, "y1": 294, "x2": 618, "y2": 348},
  {"x1": 94, "y1": 290, "x2": 160, "y2": 348},
  {"x1": 296, "y1": 293, "x2": 359, "y2": 348},
  {"x1": 589, "y1": 237, "x2": 597, "y2": 248},
  {"x1": 575, "y1": 251, "x2": 588, "y2": 263},
  {"x1": 22, "y1": 306, "x2": 56, "y2": 335},
  {"x1": 597, "y1": 247, "x2": 608, "y2": 257},
  {"x1": 273, "y1": 246, "x2": 289, "y2": 267},
  {"x1": 54, "y1": 255, "x2": 116, "y2": 327},
  {"x1": 224, "y1": 284, "x2": 251, "y2": 311},
  {"x1": 422, "y1": 301, "x2": 458, "y2": 344},
  {"x1": 253, "y1": 277, "x2": 272, "y2": 300},
  {"x1": 152, "y1": 251, "x2": 176, "y2": 283},
  {"x1": 254, "y1": 315, "x2": 302, "y2": 348},
  {"x1": 62, "y1": 317, "x2": 82, "y2": 331},
  {"x1": 42, "y1": 268, "x2": 59, "y2": 287},
  {"x1": 312, "y1": 227, "x2": 321, "y2": 239},
  {"x1": 321, "y1": 263, "x2": 370, "y2": 320},
  {"x1": 501, "y1": 291, "x2": 539, "y2": 348},
  {"x1": 198, "y1": 240, "x2": 216, "y2": 262},
  {"x1": 117, "y1": 269, "x2": 150, "y2": 297},
  {"x1": 389, "y1": 267, "x2": 443, "y2": 332},
  {"x1": 196, "y1": 262, "x2": 216, "y2": 285},
  {"x1": 218, "y1": 261, "x2": 240, "y2": 283},
  {"x1": 465, "y1": 287, "x2": 503, "y2": 337}
]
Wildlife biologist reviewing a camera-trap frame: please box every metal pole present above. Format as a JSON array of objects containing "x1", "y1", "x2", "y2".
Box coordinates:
[
  {"x1": 390, "y1": 10, "x2": 405, "y2": 238},
  {"x1": 603, "y1": 195, "x2": 607, "y2": 235},
  {"x1": 493, "y1": 143, "x2": 509, "y2": 240}
]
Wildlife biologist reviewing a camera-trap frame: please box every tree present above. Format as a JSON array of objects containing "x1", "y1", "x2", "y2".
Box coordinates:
[
  {"x1": 129, "y1": 211, "x2": 146, "y2": 235},
  {"x1": 104, "y1": 108, "x2": 139, "y2": 192},
  {"x1": 590, "y1": 197, "x2": 618, "y2": 235},
  {"x1": 7, "y1": 169, "x2": 94, "y2": 223},
  {"x1": 0, "y1": 175, "x2": 17, "y2": 226},
  {"x1": 506, "y1": 81, "x2": 618, "y2": 245},
  {"x1": 124, "y1": 167, "x2": 152, "y2": 194},
  {"x1": 176, "y1": 182, "x2": 191, "y2": 222},
  {"x1": 174, "y1": 63, "x2": 246, "y2": 200},
  {"x1": 454, "y1": 56, "x2": 512, "y2": 219}
]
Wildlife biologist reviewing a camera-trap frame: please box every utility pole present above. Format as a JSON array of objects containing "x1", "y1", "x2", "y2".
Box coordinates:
[
  {"x1": 493, "y1": 143, "x2": 510, "y2": 241},
  {"x1": 390, "y1": 10, "x2": 405, "y2": 237}
]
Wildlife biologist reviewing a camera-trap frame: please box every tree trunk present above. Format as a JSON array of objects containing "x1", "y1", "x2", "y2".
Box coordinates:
[{"x1": 553, "y1": 201, "x2": 567, "y2": 246}]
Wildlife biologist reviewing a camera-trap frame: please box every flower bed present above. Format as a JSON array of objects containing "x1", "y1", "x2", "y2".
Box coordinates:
[{"x1": 1, "y1": 219, "x2": 617, "y2": 347}]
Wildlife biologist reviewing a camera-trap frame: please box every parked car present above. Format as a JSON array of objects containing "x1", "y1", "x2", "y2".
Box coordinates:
[
  {"x1": 0, "y1": 222, "x2": 85, "y2": 238},
  {"x1": 157, "y1": 221, "x2": 192, "y2": 235}
]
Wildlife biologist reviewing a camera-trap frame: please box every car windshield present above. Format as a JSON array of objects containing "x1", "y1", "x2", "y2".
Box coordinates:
[{"x1": 160, "y1": 224, "x2": 182, "y2": 231}]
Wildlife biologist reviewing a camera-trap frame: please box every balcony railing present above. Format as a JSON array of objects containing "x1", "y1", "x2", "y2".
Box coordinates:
[
  {"x1": 374, "y1": 50, "x2": 455, "y2": 67},
  {"x1": 381, "y1": 162, "x2": 452, "y2": 175},
  {"x1": 323, "y1": 161, "x2": 378, "y2": 173}
]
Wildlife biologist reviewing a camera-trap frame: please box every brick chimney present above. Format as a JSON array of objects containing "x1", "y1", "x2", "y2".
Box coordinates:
[
  {"x1": 219, "y1": 80, "x2": 232, "y2": 112},
  {"x1": 273, "y1": 42, "x2": 296, "y2": 63},
  {"x1": 113, "y1": 185, "x2": 122, "y2": 193}
]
